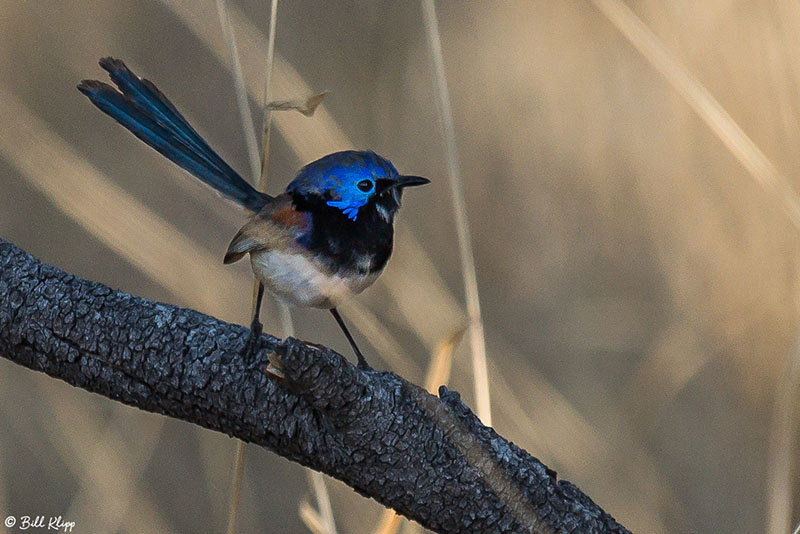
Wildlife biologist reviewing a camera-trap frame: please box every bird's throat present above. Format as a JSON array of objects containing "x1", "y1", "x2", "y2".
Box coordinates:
[{"x1": 294, "y1": 196, "x2": 395, "y2": 276}]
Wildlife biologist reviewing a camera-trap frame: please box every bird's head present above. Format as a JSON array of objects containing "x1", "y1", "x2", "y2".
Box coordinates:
[{"x1": 287, "y1": 151, "x2": 429, "y2": 222}]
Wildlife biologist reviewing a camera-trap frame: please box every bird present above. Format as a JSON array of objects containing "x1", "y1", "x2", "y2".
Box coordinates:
[{"x1": 77, "y1": 57, "x2": 429, "y2": 368}]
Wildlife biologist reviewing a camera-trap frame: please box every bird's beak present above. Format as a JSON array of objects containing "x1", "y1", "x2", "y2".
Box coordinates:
[{"x1": 393, "y1": 175, "x2": 431, "y2": 188}]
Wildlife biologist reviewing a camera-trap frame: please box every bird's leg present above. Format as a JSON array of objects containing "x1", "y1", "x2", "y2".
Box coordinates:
[
  {"x1": 244, "y1": 282, "x2": 265, "y2": 358},
  {"x1": 251, "y1": 282, "x2": 265, "y2": 334},
  {"x1": 330, "y1": 307, "x2": 370, "y2": 369}
]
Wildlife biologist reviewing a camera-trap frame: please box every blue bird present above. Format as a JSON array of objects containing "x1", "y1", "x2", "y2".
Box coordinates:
[{"x1": 78, "y1": 57, "x2": 429, "y2": 368}]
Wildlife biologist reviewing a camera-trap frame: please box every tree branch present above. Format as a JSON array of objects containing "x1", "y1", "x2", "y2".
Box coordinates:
[{"x1": 0, "y1": 238, "x2": 629, "y2": 534}]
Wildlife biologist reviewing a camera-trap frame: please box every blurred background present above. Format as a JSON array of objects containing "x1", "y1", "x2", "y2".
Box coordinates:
[{"x1": 1, "y1": 1, "x2": 799, "y2": 532}]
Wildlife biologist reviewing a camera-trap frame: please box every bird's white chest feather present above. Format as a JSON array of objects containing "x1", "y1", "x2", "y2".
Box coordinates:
[{"x1": 250, "y1": 250, "x2": 378, "y2": 309}]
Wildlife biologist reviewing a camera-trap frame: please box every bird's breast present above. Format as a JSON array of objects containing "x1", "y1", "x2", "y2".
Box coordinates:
[{"x1": 250, "y1": 249, "x2": 381, "y2": 309}]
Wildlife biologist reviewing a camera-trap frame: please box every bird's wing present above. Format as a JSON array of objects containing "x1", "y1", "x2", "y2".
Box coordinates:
[{"x1": 223, "y1": 194, "x2": 311, "y2": 264}]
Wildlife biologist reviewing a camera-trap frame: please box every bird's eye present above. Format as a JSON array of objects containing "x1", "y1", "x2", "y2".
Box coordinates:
[{"x1": 357, "y1": 179, "x2": 373, "y2": 192}]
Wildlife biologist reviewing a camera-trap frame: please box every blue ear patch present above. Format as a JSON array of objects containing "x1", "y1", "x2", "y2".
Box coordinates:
[{"x1": 327, "y1": 200, "x2": 360, "y2": 221}]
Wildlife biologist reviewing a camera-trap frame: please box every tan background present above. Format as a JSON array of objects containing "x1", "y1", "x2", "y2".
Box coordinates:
[{"x1": 1, "y1": 1, "x2": 799, "y2": 533}]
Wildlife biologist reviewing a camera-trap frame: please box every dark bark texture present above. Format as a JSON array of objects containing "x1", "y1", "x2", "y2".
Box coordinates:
[{"x1": 0, "y1": 238, "x2": 630, "y2": 534}]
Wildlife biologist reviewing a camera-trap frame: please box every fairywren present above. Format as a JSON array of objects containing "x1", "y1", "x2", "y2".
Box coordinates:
[{"x1": 78, "y1": 57, "x2": 429, "y2": 368}]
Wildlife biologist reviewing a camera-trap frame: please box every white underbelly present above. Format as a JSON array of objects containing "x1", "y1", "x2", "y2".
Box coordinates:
[{"x1": 250, "y1": 250, "x2": 379, "y2": 309}]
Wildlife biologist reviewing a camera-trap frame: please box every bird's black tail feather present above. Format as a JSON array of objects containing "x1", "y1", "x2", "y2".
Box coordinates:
[{"x1": 78, "y1": 57, "x2": 269, "y2": 212}]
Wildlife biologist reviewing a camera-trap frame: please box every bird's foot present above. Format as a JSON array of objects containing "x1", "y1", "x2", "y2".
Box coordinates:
[
  {"x1": 356, "y1": 354, "x2": 372, "y2": 371},
  {"x1": 243, "y1": 318, "x2": 263, "y2": 360}
]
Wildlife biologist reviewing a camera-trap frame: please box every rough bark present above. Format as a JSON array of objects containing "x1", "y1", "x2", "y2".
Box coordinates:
[{"x1": 0, "y1": 238, "x2": 629, "y2": 534}]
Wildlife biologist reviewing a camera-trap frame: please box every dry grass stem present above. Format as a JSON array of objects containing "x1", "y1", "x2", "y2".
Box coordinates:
[
  {"x1": 306, "y1": 471, "x2": 337, "y2": 534},
  {"x1": 225, "y1": 441, "x2": 247, "y2": 534},
  {"x1": 299, "y1": 499, "x2": 327, "y2": 534},
  {"x1": 479, "y1": 341, "x2": 672, "y2": 534},
  {"x1": 160, "y1": 0, "x2": 461, "y2": 369},
  {"x1": 0, "y1": 90, "x2": 245, "y2": 317},
  {"x1": 35, "y1": 382, "x2": 173, "y2": 533},
  {"x1": 262, "y1": 2, "x2": 336, "y2": 531},
  {"x1": 218, "y1": 2, "x2": 337, "y2": 532},
  {"x1": 215, "y1": 0, "x2": 261, "y2": 181},
  {"x1": 1, "y1": 2, "x2": 791, "y2": 532},
  {"x1": 259, "y1": 0, "x2": 279, "y2": 185},
  {"x1": 422, "y1": 0, "x2": 492, "y2": 426},
  {"x1": 158, "y1": 0, "x2": 348, "y2": 158},
  {"x1": 591, "y1": 1, "x2": 800, "y2": 528},
  {"x1": 372, "y1": 510, "x2": 404, "y2": 534},
  {"x1": 221, "y1": 1, "x2": 280, "y2": 532},
  {"x1": 766, "y1": 333, "x2": 800, "y2": 534},
  {"x1": 425, "y1": 327, "x2": 465, "y2": 392},
  {"x1": 591, "y1": 0, "x2": 800, "y2": 231}
]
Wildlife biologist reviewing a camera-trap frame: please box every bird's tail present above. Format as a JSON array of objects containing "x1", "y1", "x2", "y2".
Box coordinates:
[{"x1": 78, "y1": 57, "x2": 269, "y2": 212}]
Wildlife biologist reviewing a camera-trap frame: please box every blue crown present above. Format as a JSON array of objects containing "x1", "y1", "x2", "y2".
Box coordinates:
[{"x1": 288, "y1": 151, "x2": 400, "y2": 220}]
